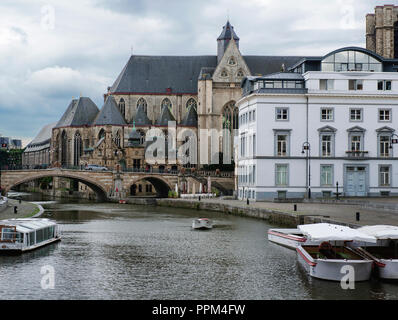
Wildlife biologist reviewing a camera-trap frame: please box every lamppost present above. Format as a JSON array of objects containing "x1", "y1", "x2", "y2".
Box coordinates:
[
  {"x1": 302, "y1": 142, "x2": 311, "y2": 199},
  {"x1": 389, "y1": 133, "x2": 398, "y2": 151}
]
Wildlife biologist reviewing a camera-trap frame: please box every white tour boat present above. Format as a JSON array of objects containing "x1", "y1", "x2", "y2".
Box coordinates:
[
  {"x1": 192, "y1": 218, "x2": 213, "y2": 230},
  {"x1": 355, "y1": 225, "x2": 398, "y2": 280},
  {"x1": 268, "y1": 227, "x2": 322, "y2": 249},
  {"x1": 296, "y1": 223, "x2": 377, "y2": 282},
  {"x1": 0, "y1": 218, "x2": 61, "y2": 253}
]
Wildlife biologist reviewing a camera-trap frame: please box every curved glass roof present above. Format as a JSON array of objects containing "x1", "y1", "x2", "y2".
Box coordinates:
[{"x1": 321, "y1": 48, "x2": 382, "y2": 72}]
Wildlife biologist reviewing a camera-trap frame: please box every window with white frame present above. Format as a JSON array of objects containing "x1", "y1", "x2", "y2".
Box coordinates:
[
  {"x1": 275, "y1": 164, "x2": 288, "y2": 186},
  {"x1": 321, "y1": 135, "x2": 332, "y2": 156},
  {"x1": 378, "y1": 80, "x2": 392, "y2": 91},
  {"x1": 277, "y1": 135, "x2": 287, "y2": 156},
  {"x1": 350, "y1": 108, "x2": 362, "y2": 121},
  {"x1": 350, "y1": 135, "x2": 362, "y2": 151},
  {"x1": 321, "y1": 108, "x2": 334, "y2": 121},
  {"x1": 276, "y1": 108, "x2": 289, "y2": 121},
  {"x1": 319, "y1": 79, "x2": 334, "y2": 90},
  {"x1": 379, "y1": 166, "x2": 391, "y2": 186},
  {"x1": 320, "y1": 165, "x2": 333, "y2": 186},
  {"x1": 349, "y1": 80, "x2": 363, "y2": 90},
  {"x1": 379, "y1": 109, "x2": 391, "y2": 122},
  {"x1": 379, "y1": 135, "x2": 391, "y2": 157}
]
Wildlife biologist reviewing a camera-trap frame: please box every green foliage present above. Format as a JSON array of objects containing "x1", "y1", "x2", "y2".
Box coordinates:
[{"x1": 168, "y1": 190, "x2": 178, "y2": 198}]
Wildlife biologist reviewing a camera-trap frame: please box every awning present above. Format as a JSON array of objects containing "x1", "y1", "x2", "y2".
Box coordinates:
[
  {"x1": 357, "y1": 225, "x2": 398, "y2": 240},
  {"x1": 298, "y1": 223, "x2": 377, "y2": 243}
]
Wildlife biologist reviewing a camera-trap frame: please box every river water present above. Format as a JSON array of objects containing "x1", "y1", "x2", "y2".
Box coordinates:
[{"x1": 1, "y1": 193, "x2": 398, "y2": 300}]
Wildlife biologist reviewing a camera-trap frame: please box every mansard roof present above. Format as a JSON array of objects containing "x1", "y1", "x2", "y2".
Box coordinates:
[
  {"x1": 180, "y1": 105, "x2": 198, "y2": 127},
  {"x1": 55, "y1": 97, "x2": 99, "y2": 128},
  {"x1": 109, "y1": 55, "x2": 304, "y2": 94},
  {"x1": 217, "y1": 20, "x2": 240, "y2": 41},
  {"x1": 93, "y1": 95, "x2": 126, "y2": 126},
  {"x1": 134, "y1": 104, "x2": 152, "y2": 126},
  {"x1": 156, "y1": 105, "x2": 176, "y2": 126}
]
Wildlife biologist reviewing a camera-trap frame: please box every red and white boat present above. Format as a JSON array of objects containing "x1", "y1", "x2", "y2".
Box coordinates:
[
  {"x1": 355, "y1": 225, "x2": 398, "y2": 280},
  {"x1": 296, "y1": 223, "x2": 377, "y2": 282},
  {"x1": 267, "y1": 228, "x2": 320, "y2": 249}
]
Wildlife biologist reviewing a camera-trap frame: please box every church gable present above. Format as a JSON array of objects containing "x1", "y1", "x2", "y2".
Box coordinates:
[{"x1": 212, "y1": 39, "x2": 250, "y2": 83}]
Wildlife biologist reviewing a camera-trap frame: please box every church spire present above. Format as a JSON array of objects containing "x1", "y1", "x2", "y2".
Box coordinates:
[{"x1": 217, "y1": 20, "x2": 239, "y2": 64}]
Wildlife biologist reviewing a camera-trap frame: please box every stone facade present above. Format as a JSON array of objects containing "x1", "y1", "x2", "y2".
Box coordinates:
[{"x1": 366, "y1": 5, "x2": 398, "y2": 58}]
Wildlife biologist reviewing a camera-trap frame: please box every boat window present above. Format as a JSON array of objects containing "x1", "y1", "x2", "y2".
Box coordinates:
[
  {"x1": 29, "y1": 232, "x2": 35, "y2": 246},
  {"x1": 1, "y1": 228, "x2": 15, "y2": 241}
]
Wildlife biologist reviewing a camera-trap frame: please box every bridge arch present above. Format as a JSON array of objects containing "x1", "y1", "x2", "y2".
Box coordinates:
[
  {"x1": 129, "y1": 175, "x2": 173, "y2": 198},
  {"x1": 5, "y1": 172, "x2": 108, "y2": 201}
]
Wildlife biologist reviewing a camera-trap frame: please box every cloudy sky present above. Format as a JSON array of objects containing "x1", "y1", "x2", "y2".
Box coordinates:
[{"x1": 0, "y1": 0, "x2": 390, "y2": 146}]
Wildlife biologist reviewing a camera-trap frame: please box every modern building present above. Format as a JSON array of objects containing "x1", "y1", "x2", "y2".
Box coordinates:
[
  {"x1": 237, "y1": 47, "x2": 398, "y2": 201},
  {"x1": 366, "y1": 4, "x2": 398, "y2": 59},
  {"x1": 0, "y1": 137, "x2": 22, "y2": 150}
]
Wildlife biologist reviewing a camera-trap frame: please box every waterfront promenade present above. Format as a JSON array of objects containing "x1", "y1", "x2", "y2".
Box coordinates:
[
  {"x1": 155, "y1": 197, "x2": 398, "y2": 228},
  {"x1": 0, "y1": 198, "x2": 40, "y2": 219}
]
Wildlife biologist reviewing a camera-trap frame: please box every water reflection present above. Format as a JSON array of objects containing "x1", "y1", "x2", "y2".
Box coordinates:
[{"x1": 1, "y1": 193, "x2": 398, "y2": 299}]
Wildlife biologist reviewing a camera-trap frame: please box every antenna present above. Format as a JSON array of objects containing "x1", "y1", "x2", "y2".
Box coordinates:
[{"x1": 131, "y1": 45, "x2": 134, "y2": 56}]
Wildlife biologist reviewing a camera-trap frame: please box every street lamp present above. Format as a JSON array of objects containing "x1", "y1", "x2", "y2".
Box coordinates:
[
  {"x1": 389, "y1": 133, "x2": 398, "y2": 150},
  {"x1": 302, "y1": 142, "x2": 311, "y2": 199}
]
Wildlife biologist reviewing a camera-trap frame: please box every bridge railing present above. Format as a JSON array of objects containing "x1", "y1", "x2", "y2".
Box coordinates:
[{"x1": 0, "y1": 165, "x2": 235, "y2": 178}]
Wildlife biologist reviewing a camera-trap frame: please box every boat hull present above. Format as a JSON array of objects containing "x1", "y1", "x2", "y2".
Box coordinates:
[
  {"x1": 0, "y1": 237, "x2": 61, "y2": 254},
  {"x1": 192, "y1": 220, "x2": 213, "y2": 230},
  {"x1": 377, "y1": 259, "x2": 398, "y2": 279},
  {"x1": 296, "y1": 246, "x2": 373, "y2": 282},
  {"x1": 268, "y1": 229, "x2": 322, "y2": 250}
]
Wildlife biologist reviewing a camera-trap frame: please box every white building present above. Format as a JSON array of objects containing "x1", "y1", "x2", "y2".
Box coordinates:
[{"x1": 237, "y1": 47, "x2": 398, "y2": 201}]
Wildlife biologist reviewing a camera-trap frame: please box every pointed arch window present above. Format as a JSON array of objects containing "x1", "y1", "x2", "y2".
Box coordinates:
[
  {"x1": 114, "y1": 130, "x2": 121, "y2": 148},
  {"x1": 137, "y1": 98, "x2": 147, "y2": 114},
  {"x1": 73, "y1": 131, "x2": 82, "y2": 167},
  {"x1": 61, "y1": 131, "x2": 68, "y2": 166},
  {"x1": 228, "y1": 56, "x2": 236, "y2": 65},
  {"x1": 237, "y1": 69, "x2": 244, "y2": 78},
  {"x1": 161, "y1": 98, "x2": 172, "y2": 111},
  {"x1": 222, "y1": 101, "x2": 238, "y2": 131},
  {"x1": 221, "y1": 69, "x2": 228, "y2": 77},
  {"x1": 186, "y1": 98, "x2": 197, "y2": 111},
  {"x1": 98, "y1": 129, "x2": 105, "y2": 140},
  {"x1": 118, "y1": 98, "x2": 126, "y2": 118}
]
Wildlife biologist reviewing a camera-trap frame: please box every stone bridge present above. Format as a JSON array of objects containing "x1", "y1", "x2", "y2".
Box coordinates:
[{"x1": 0, "y1": 169, "x2": 235, "y2": 201}]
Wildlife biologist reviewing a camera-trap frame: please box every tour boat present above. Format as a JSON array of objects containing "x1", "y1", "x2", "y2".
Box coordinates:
[
  {"x1": 192, "y1": 218, "x2": 213, "y2": 230},
  {"x1": 355, "y1": 225, "x2": 398, "y2": 280},
  {"x1": 268, "y1": 228, "x2": 320, "y2": 249},
  {"x1": 296, "y1": 223, "x2": 377, "y2": 282},
  {"x1": 0, "y1": 218, "x2": 61, "y2": 253}
]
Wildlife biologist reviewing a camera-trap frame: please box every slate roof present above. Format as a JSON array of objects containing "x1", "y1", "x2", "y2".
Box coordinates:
[
  {"x1": 217, "y1": 21, "x2": 239, "y2": 41},
  {"x1": 109, "y1": 55, "x2": 304, "y2": 94},
  {"x1": 24, "y1": 122, "x2": 57, "y2": 153},
  {"x1": 156, "y1": 105, "x2": 176, "y2": 126},
  {"x1": 55, "y1": 97, "x2": 99, "y2": 128},
  {"x1": 93, "y1": 95, "x2": 126, "y2": 126},
  {"x1": 134, "y1": 104, "x2": 152, "y2": 126},
  {"x1": 180, "y1": 106, "x2": 198, "y2": 127}
]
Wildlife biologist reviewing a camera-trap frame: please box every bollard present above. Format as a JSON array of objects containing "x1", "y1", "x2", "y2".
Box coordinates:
[
  {"x1": 247, "y1": 198, "x2": 249, "y2": 205},
  {"x1": 14, "y1": 206, "x2": 17, "y2": 214},
  {"x1": 356, "y1": 212, "x2": 360, "y2": 221},
  {"x1": 294, "y1": 204, "x2": 297, "y2": 211},
  {"x1": 199, "y1": 196, "x2": 201, "y2": 201}
]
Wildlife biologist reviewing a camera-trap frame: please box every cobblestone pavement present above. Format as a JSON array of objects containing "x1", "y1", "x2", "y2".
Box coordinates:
[
  {"x1": 177, "y1": 198, "x2": 398, "y2": 227},
  {"x1": 0, "y1": 199, "x2": 39, "y2": 219}
]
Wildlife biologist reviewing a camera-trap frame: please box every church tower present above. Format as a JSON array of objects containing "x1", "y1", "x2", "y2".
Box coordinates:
[{"x1": 217, "y1": 21, "x2": 240, "y2": 64}]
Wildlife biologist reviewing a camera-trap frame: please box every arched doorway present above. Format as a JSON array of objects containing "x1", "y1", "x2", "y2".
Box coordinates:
[{"x1": 130, "y1": 184, "x2": 137, "y2": 196}]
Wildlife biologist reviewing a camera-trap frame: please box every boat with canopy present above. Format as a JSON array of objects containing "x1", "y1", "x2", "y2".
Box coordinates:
[
  {"x1": 355, "y1": 225, "x2": 398, "y2": 280},
  {"x1": 296, "y1": 223, "x2": 377, "y2": 281},
  {"x1": 0, "y1": 218, "x2": 61, "y2": 253}
]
